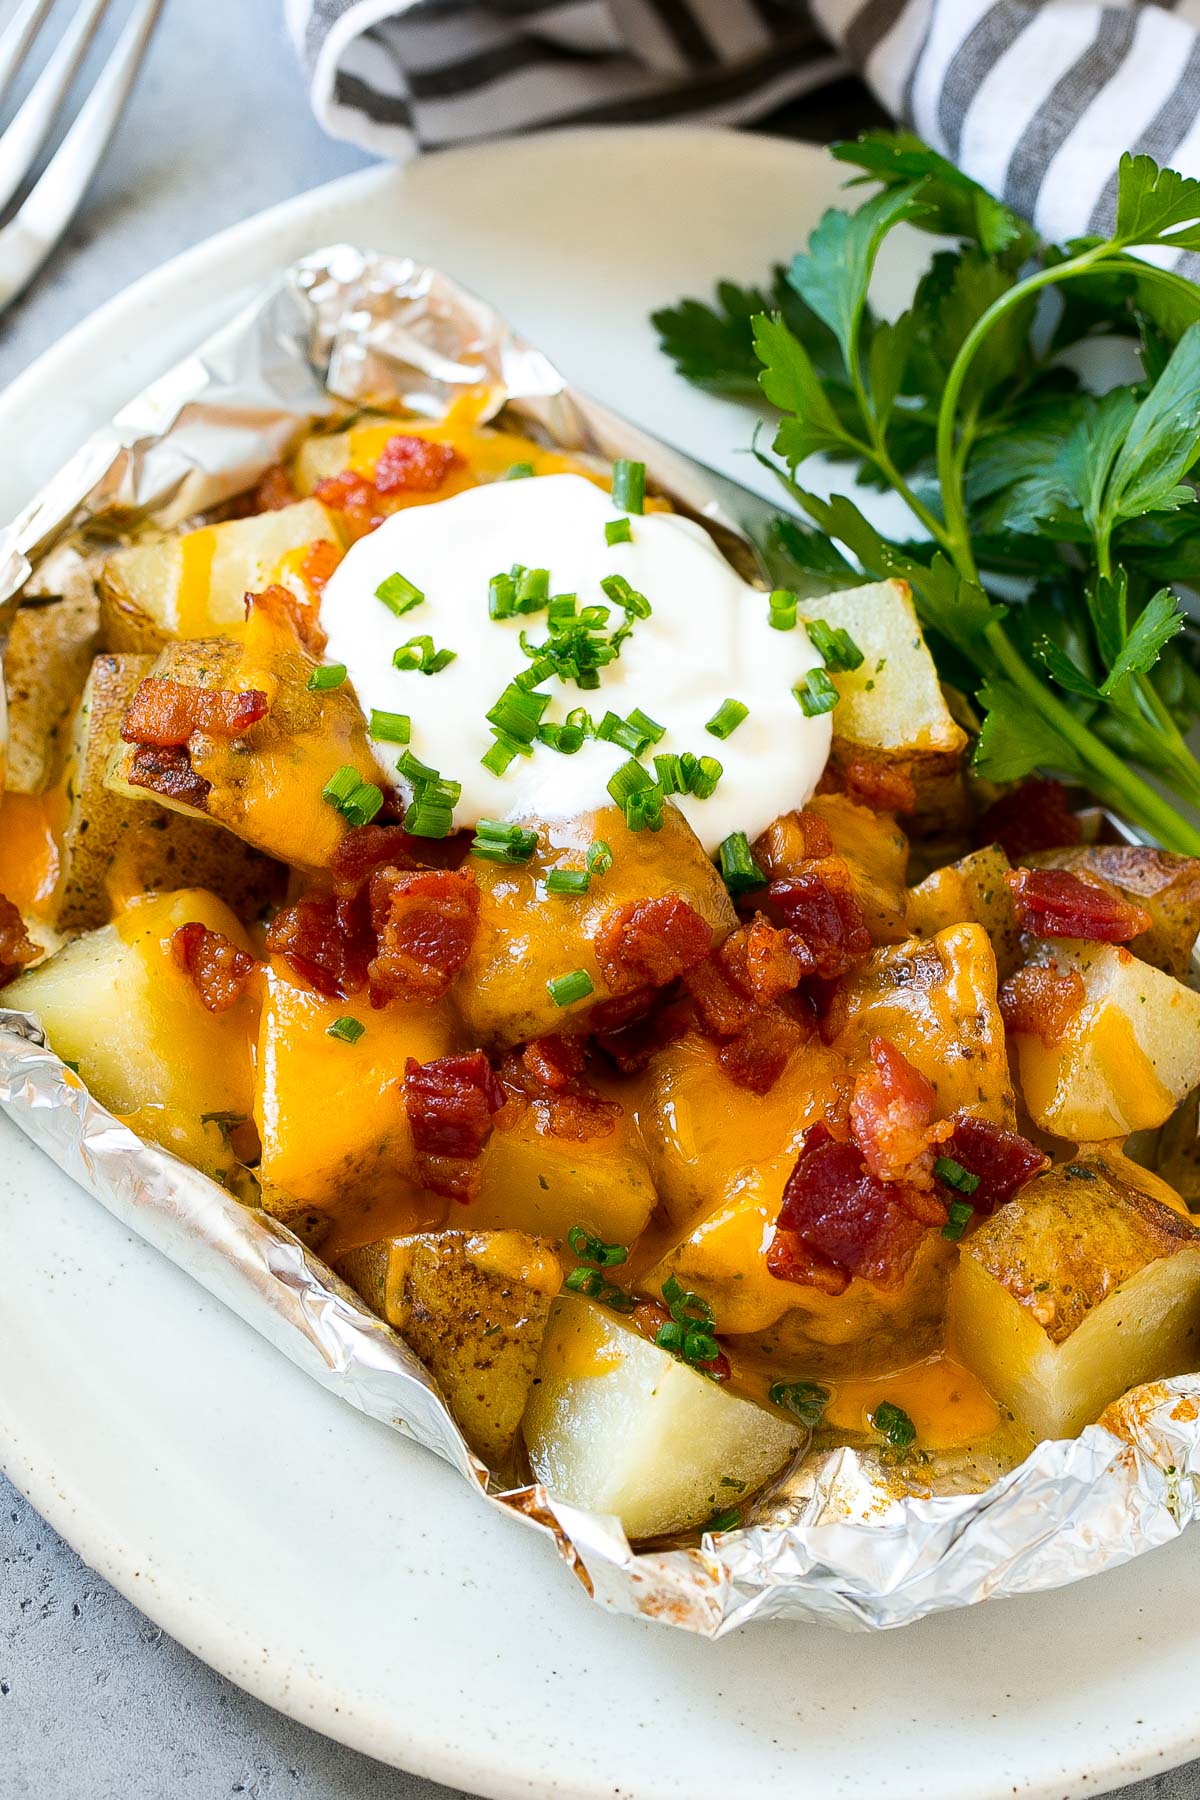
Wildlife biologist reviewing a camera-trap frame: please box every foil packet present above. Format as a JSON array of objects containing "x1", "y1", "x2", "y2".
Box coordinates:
[{"x1": 2, "y1": 245, "x2": 1199, "y2": 1638}]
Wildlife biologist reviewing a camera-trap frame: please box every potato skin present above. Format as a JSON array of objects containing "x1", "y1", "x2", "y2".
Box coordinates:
[{"x1": 4, "y1": 584, "x2": 100, "y2": 793}]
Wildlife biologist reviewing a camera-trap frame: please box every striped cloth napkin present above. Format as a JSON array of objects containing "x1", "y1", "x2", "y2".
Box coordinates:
[{"x1": 287, "y1": 1, "x2": 1200, "y2": 242}]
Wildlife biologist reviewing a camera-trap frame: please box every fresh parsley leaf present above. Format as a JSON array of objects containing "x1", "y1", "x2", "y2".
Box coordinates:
[
  {"x1": 1114, "y1": 153, "x2": 1200, "y2": 249},
  {"x1": 788, "y1": 181, "x2": 929, "y2": 373},
  {"x1": 830, "y1": 130, "x2": 1035, "y2": 260},
  {"x1": 1034, "y1": 637, "x2": 1101, "y2": 700},
  {"x1": 1102, "y1": 322, "x2": 1200, "y2": 527},
  {"x1": 1100, "y1": 587, "x2": 1186, "y2": 695},
  {"x1": 754, "y1": 313, "x2": 857, "y2": 463},
  {"x1": 1090, "y1": 569, "x2": 1129, "y2": 670},
  {"x1": 651, "y1": 268, "x2": 845, "y2": 395},
  {"x1": 866, "y1": 311, "x2": 917, "y2": 431},
  {"x1": 973, "y1": 683, "x2": 1089, "y2": 783},
  {"x1": 1059, "y1": 390, "x2": 1139, "y2": 542},
  {"x1": 908, "y1": 249, "x2": 1033, "y2": 405}
]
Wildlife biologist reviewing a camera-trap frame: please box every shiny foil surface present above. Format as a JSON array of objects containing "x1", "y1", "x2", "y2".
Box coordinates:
[{"x1": 2, "y1": 247, "x2": 1199, "y2": 1636}]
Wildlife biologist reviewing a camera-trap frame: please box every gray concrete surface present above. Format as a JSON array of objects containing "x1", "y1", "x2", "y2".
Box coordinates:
[{"x1": 0, "y1": 2, "x2": 1197, "y2": 1796}]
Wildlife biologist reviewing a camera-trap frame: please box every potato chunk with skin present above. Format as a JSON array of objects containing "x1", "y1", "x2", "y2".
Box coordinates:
[
  {"x1": 906, "y1": 844, "x2": 1021, "y2": 978},
  {"x1": 4, "y1": 888, "x2": 257, "y2": 1181},
  {"x1": 755, "y1": 793, "x2": 910, "y2": 943},
  {"x1": 4, "y1": 584, "x2": 100, "y2": 794},
  {"x1": 105, "y1": 606, "x2": 381, "y2": 869},
  {"x1": 57, "y1": 653, "x2": 280, "y2": 931},
  {"x1": 99, "y1": 501, "x2": 344, "y2": 652},
  {"x1": 336, "y1": 1229, "x2": 562, "y2": 1469},
  {"x1": 950, "y1": 1157, "x2": 1200, "y2": 1440},
  {"x1": 1011, "y1": 941, "x2": 1200, "y2": 1139},
  {"x1": 457, "y1": 803, "x2": 735, "y2": 1048},
  {"x1": 1028, "y1": 845, "x2": 1200, "y2": 979},
  {"x1": 522, "y1": 1296, "x2": 803, "y2": 1538}
]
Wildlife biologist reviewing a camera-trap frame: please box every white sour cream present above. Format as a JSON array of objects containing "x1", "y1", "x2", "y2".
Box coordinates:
[{"x1": 320, "y1": 473, "x2": 831, "y2": 853}]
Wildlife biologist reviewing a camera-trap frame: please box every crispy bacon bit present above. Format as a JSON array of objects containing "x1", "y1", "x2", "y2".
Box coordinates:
[
  {"x1": 403, "y1": 1050, "x2": 505, "y2": 1202},
  {"x1": 589, "y1": 986, "x2": 690, "y2": 1074},
  {"x1": 716, "y1": 1005, "x2": 802, "y2": 1095},
  {"x1": 126, "y1": 743, "x2": 212, "y2": 810},
  {"x1": 849, "y1": 1036, "x2": 946, "y2": 1186},
  {"x1": 522, "y1": 1033, "x2": 589, "y2": 1093},
  {"x1": 684, "y1": 915, "x2": 812, "y2": 1095},
  {"x1": 121, "y1": 677, "x2": 268, "y2": 748},
  {"x1": 1006, "y1": 866, "x2": 1152, "y2": 943},
  {"x1": 940, "y1": 1114, "x2": 1049, "y2": 1212},
  {"x1": 976, "y1": 778, "x2": 1081, "y2": 862},
  {"x1": 595, "y1": 895, "x2": 712, "y2": 995},
  {"x1": 299, "y1": 537, "x2": 341, "y2": 597},
  {"x1": 265, "y1": 894, "x2": 372, "y2": 999},
  {"x1": 245, "y1": 581, "x2": 325, "y2": 653},
  {"x1": 368, "y1": 867, "x2": 479, "y2": 1005},
  {"x1": 822, "y1": 753, "x2": 917, "y2": 815},
  {"x1": 768, "y1": 1122, "x2": 941, "y2": 1294},
  {"x1": 329, "y1": 824, "x2": 420, "y2": 893},
  {"x1": 253, "y1": 465, "x2": 298, "y2": 511},
  {"x1": 373, "y1": 434, "x2": 460, "y2": 495},
  {"x1": 999, "y1": 962, "x2": 1087, "y2": 1044},
  {"x1": 767, "y1": 868, "x2": 872, "y2": 979},
  {"x1": 718, "y1": 915, "x2": 812, "y2": 1006},
  {"x1": 499, "y1": 1048, "x2": 619, "y2": 1143},
  {"x1": 0, "y1": 894, "x2": 37, "y2": 987},
  {"x1": 752, "y1": 809, "x2": 835, "y2": 878},
  {"x1": 313, "y1": 470, "x2": 385, "y2": 536},
  {"x1": 171, "y1": 922, "x2": 257, "y2": 1013}
]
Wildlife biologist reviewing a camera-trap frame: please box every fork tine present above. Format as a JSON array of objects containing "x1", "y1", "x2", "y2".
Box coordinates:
[
  {"x1": 0, "y1": 0, "x2": 56, "y2": 108},
  {"x1": 0, "y1": 0, "x2": 113, "y2": 219},
  {"x1": 0, "y1": 0, "x2": 164, "y2": 313}
]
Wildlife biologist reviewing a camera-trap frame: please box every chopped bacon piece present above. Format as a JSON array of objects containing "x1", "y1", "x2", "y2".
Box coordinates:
[
  {"x1": 999, "y1": 962, "x2": 1086, "y2": 1044},
  {"x1": 171, "y1": 923, "x2": 258, "y2": 1013},
  {"x1": 821, "y1": 753, "x2": 916, "y2": 815},
  {"x1": 0, "y1": 894, "x2": 37, "y2": 987},
  {"x1": 265, "y1": 894, "x2": 372, "y2": 999},
  {"x1": 849, "y1": 1036, "x2": 944, "y2": 1186},
  {"x1": 685, "y1": 915, "x2": 812, "y2": 1095},
  {"x1": 752, "y1": 809, "x2": 835, "y2": 878},
  {"x1": 121, "y1": 677, "x2": 268, "y2": 747},
  {"x1": 299, "y1": 538, "x2": 341, "y2": 597},
  {"x1": 940, "y1": 1115, "x2": 1049, "y2": 1213},
  {"x1": 767, "y1": 867, "x2": 872, "y2": 979},
  {"x1": 718, "y1": 915, "x2": 812, "y2": 1007},
  {"x1": 368, "y1": 867, "x2": 479, "y2": 1005},
  {"x1": 245, "y1": 581, "x2": 324, "y2": 653},
  {"x1": 716, "y1": 1005, "x2": 802, "y2": 1094},
  {"x1": 373, "y1": 435, "x2": 460, "y2": 495},
  {"x1": 1006, "y1": 866, "x2": 1152, "y2": 943},
  {"x1": 329, "y1": 824, "x2": 419, "y2": 893},
  {"x1": 522, "y1": 1033, "x2": 589, "y2": 1093},
  {"x1": 404, "y1": 1050, "x2": 505, "y2": 1201},
  {"x1": 589, "y1": 986, "x2": 690, "y2": 1074},
  {"x1": 126, "y1": 743, "x2": 212, "y2": 810},
  {"x1": 595, "y1": 895, "x2": 712, "y2": 995},
  {"x1": 976, "y1": 778, "x2": 1081, "y2": 863},
  {"x1": 498, "y1": 1049, "x2": 618, "y2": 1143},
  {"x1": 252, "y1": 465, "x2": 298, "y2": 511},
  {"x1": 769, "y1": 1122, "x2": 939, "y2": 1293},
  {"x1": 313, "y1": 470, "x2": 385, "y2": 536}
]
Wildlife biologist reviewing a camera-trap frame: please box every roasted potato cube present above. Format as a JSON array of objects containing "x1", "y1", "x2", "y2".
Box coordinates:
[
  {"x1": 4, "y1": 888, "x2": 258, "y2": 1180},
  {"x1": 105, "y1": 606, "x2": 381, "y2": 869},
  {"x1": 827, "y1": 924, "x2": 1016, "y2": 1126},
  {"x1": 337, "y1": 1229, "x2": 562, "y2": 1468},
  {"x1": 1028, "y1": 845, "x2": 1200, "y2": 979},
  {"x1": 950, "y1": 1156, "x2": 1200, "y2": 1440},
  {"x1": 522, "y1": 1296, "x2": 802, "y2": 1537},
  {"x1": 1010, "y1": 942, "x2": 1200, "y2": 1139},
  {"x1": 906, "y1": 843, "x2": 1021, "y2": 977},
  {"x1": 3, "y1": 585, "x2": 100, "y2": 794},
  {"x1": 754, "y1": 792, "x2": 910, "y2": 944},
  {"x1": 56, "y1": 653, "x2": 279, "y2": 931},
  {"x1": 806, "y1": 579, "x2": 967, "y2": 821},
  {"x1": 457, "y1": 803, "x2": 736, "y2": 1048},
  {"x1": 254, "y1": 957, "x2": 455, "y2": 1236},
  {"x1": 99, "y1": 501, "x2": 344, "y2": 652}
]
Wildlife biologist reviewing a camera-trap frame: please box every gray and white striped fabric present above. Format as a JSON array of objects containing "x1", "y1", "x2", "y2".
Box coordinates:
[{"x1": 286, "y1": 0, "x2": 1200, "y2": 241}]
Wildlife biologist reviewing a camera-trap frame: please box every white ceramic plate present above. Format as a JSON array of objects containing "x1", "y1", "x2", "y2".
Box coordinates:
[{"x1": 4, "y1": 128, "x2": 1200, "y2": 1800}]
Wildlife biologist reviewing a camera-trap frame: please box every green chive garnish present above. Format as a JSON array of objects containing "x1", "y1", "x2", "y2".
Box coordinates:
[
  {"x1": 486, "y1": 683, "x2": 549, "y2": 747},
  {"x1": 376, "y1": 572, "x2": 424, "y2": 616},
  {"x1": 612, "y1": 459, "x2": 646, "y2": 514},
  {"x1": 568, "y1": 1224, "x2": 628, "y2": 1268},
  {"x1": 505, "y1": 462, "x2": 535, "y2": 479},
  {"x1": 942, "y1": 1199, "x2": 975, "y2": 1241},
  {"x1": 587, "y1": 839, "x2": 613, "y2": 876},
  {"x1": 872, "y1": 1401, "x2": 916, "y2": 1449},
  {"x1": 768, "y1": 588, "x2": 798, "y2": 631},
  {"x1": 404, "y1": 787, "x2": 456, "y2": 838},
  {"x1": 688, "y1": 755, "x2": 723, "y2": 799},
  {"x1": 605, "y1": 517, "x2": 633, "y2": 546},
  {"x1": 607, "y1": 758, "x2": 654, "y2": 805},
  {"x1": 547, "y1": 968, "x2": 594, "y2": 1007},
  {"x1": 537, "y1": 721, "x2": 586, "y2": 754},
  {"x1": 934, "y1": 1156, "x2": 981, "y2": 1195},
  {"x1": 481, "y1": 736, "x2": 520, "y2": 776},
  {"x1": 600, "y1": 573, "x2": 651, "y2": 619},
  {"x1": 794, "y1": 669, "x2": 840, "y2": 716},
  {"x1": 705, "y1": 698, "x2": 748, "y2": 740},
  {"x1": 393, "y1": 635, "x2": 456, "y2": 675},
  {"x1": 471, "y1": 819, "x2": 538, "y2": 864},
  {"x1": 322, "y1": 766, "x2": 383, "y2": 828},
  {"x1": 718, "y1": 831, "x2": 765, "y2": 896},
  {"x1": 546, "y1": 868, "x2": 590, "y2": 896},
  {"x1": 627, "y1": 706, "x2": 665, "y2": 745},
  {"x1": 307, "y1": 663, "x2": 347, "y2": 692},
  {"x1": 654, "y1": 752, "x2": 685, "y2": 794},
  {"x1": 397, "y1": 748, "x2": 438, "y2": 786},
  {"x1": 515, "y1": 567, "x2": 551, "y2": 613},
  {"x1": 769, "y1": 1381, "x2": 830, "y2": 1429},
  {"x1": 806, "y1": 618, "x2": 864, "y2": 672},
  {"x1": 705, "y1": 1508, "x2": 742, "y2": 1535},
  {"x1": 326, "y1": 1016, "x2": 364, "y2": 1044},
  {"x1": 489, "y1": 572, "x2": 516, "y2": 619},
  {"x1": 368, "y1": 709, "x2": 410, "y2": 744}
]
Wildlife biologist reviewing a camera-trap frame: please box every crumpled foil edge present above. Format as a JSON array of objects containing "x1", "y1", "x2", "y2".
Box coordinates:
[{"x1": 2, "y1": 244, "x2": 1199, "y2": 1637}]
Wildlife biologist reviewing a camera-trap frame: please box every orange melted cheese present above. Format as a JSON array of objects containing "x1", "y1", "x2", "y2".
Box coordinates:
[
  {"x1": 819, "y1": 1354, "x2": 1001, "y2": 1451},
  {"x1": 0, "y1": 788, "x2": 67, "y2": 917},
  {"x1": 174, "y1": 524, "x2": 219, "y2": 639}
]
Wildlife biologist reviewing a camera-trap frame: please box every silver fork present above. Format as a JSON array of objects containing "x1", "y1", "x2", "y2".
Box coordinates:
[{"x1": 0, "y1": 0, "x2": 164, "y2": 313}]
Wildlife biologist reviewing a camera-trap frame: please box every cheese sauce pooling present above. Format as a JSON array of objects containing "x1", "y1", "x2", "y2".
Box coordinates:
[{"x1": 320, "y1": 474, "x2": 832, "y2": 852}]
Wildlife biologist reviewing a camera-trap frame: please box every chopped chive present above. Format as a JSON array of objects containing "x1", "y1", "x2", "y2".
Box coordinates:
[
  {"x1": 568, "y1": 1224, "x2": 628, "y2": 1268},
  {"x1": 626, "y1": 706, "x2": 665, "y2": 745},
  {"x1": 515, "y1": 567, "x2": 551, "y2": 613},
  {"x1": 307, "y1": 662, "x2": 347, "y2": 692},
  {"x1": 489, "y1": 572, "x2": 516, "y2": 619},
  {"x1": 654, "y1": 752, "x2": 685, "y2": 794},
  {"x1": 404, "y1": 787, "x2": 455, "y2": 838},
  {"x1": 769, "y1": 1381, "x2": 830, "y2": 1429},
  {"x1": 481, "y1": 735, "x2": 520, "y2": 776},
  {"x1": 322, "y1": 766, "x2": 384, "y2": 828},
  {"x1": 586, "y1": 839, "x2": 613, "y2": 876},
  {"x1": 600, "y1": 573, "x2": 651, "y2": 619},
  {"x1": 705, "y1": 1508, "x2": 742, "y2": 1535},
  {"x1": 612, "y1": 459, "x2": 646, "y2": 514},
  {"x1": 486, "y1": 683, "x2": 550, "y2": 746},
  {"x1": 394, "y1": 635, "x2": 456, "y2": 675},
  {"x1": 505, "y1": 461, "x2": 535, "y2": 479},
  {"x1": 705, "y1": 698, "x2": 748, "y2": 740},
  {"x1": 718, "y1": 831, "x2": 766, "y2": 896},
  {"x1": 376, "y1": 572, "x2": 424, "y2": 616},
  {"x1": 547, "y1": 968, "x2": 595, "y2": 1007},
  {"x1": 606, "y1": 757, "x2": 654, "y2": 805},
  {"x1": 871, "y1": 1401, "x2": 916, "y2": 1450},
  {"x1": 471, "y1": 819, "x2": 538, "y2": 864},
  {"x1": 537, "y1": 721, "x2": 585, "y2": 754},
  {"x1": 794, "y1": 669, "x2": 840, "y2": 717},
  {"x1": 934, "y1": 1156, "x2": 981, "y2": 1196},
  {"x1": 397, "y1": 748, "x2": 438, "y2": 787},
  {"x1": 688, "y1": 755, "x2": 723, "y2": 799},
  {"x1": 326, "y1": 1016, "x2": 365, "y2": 1044},
  {"x1": 768, "y1": 587, "x2": 798, "y2": 631},
  {"x1": 605, "y1": 517, "x2": 633, "y2": 546},
  {"x1": 597, "y1": 710, "x2": 653, "y2": 756},
  {"x1": 806, "y1": 618, "x2": 864, "y2": 673},
  {"x1": 625, "y1": 786, "x2": 664, "y2": 832},
  {"x1": 546, "y1": 868, "x2": 590, "y2": 896},
  {"x1": 368, "y1": 709, "x2": 410, "y2": 744},
  {"x1": 548, "y1": 593, "x2": 577, "y2": 627},
  {"x1": 323, "y1": 765, "x2": 359, "y2": 803},
  {"x1": 941, "y1": 1199, "x2": 975, "y2": 1241}
]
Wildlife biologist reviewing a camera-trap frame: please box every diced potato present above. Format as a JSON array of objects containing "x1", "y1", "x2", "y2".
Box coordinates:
[
  {"x1": 806, "y1": 578, "x2": 967, "y2": 822},
  {"x1": 4, "y1": 888, "x2": 258, "y2": 1180},
  {"x1": 469, "y1": 1073, "x2": 657, "y2": 1245},
  {"x1": 1157, "y1": 1091, "x2": 1200, "y2": 1210},
  {"x1": 1011, "y1": 941, "x2": 1200, "y2": 1139},
  {"x1": 337, "y1": 1229, "x2": 562, "y2": 1468},
  {"x1": 56, "y1": 653, "x2": 280, "y2": 931},
  {"x1": 255, "y1": 957, "x2": 455, "y2": 1237},
  {"x1": 457, "y1": 803, "x2": 736, "y2": 1049},
  {"x1": 950, "y1": 1156, "x2": 1200, "y2": 1440},
  {"x1": 827, "y1": 924, "x2": 1016, "y2": 1126},
  {"x1": 3, "y1": 585, "x2": 100, "y2": 794},
  {"x1": 522, "y1": 1296, "x2": 802, "y2": 1537},
  {"x1": 98, "y1": 501, "x2": 344, "y2": 652},
  {"x1": 754, "y1": 792, "x2": 910, "y2": 944},
  {"x1": 1029, "y1": 845, "x2": 1200, "y2": 979},
  {"x1": 906, "y1": 844, "x2": 1021, "y2": 977},
  {"x1": 104, "y1": 606, "x2": 381, "y2": 868}
]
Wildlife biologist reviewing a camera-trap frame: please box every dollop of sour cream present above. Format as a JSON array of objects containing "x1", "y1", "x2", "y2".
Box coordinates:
[{"x1": 320, "y1": 473, "x2": 831, "y2": 853}]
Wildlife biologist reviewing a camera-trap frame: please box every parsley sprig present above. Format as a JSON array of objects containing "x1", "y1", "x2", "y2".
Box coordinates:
[{"x1": 654, "y1": 135, "x2": 1200, "y2": 854}]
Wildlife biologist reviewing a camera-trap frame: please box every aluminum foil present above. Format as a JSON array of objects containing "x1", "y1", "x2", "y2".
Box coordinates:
[{"x1": 2, "y1": 245, "x2": 1200, "y2": 1637}]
